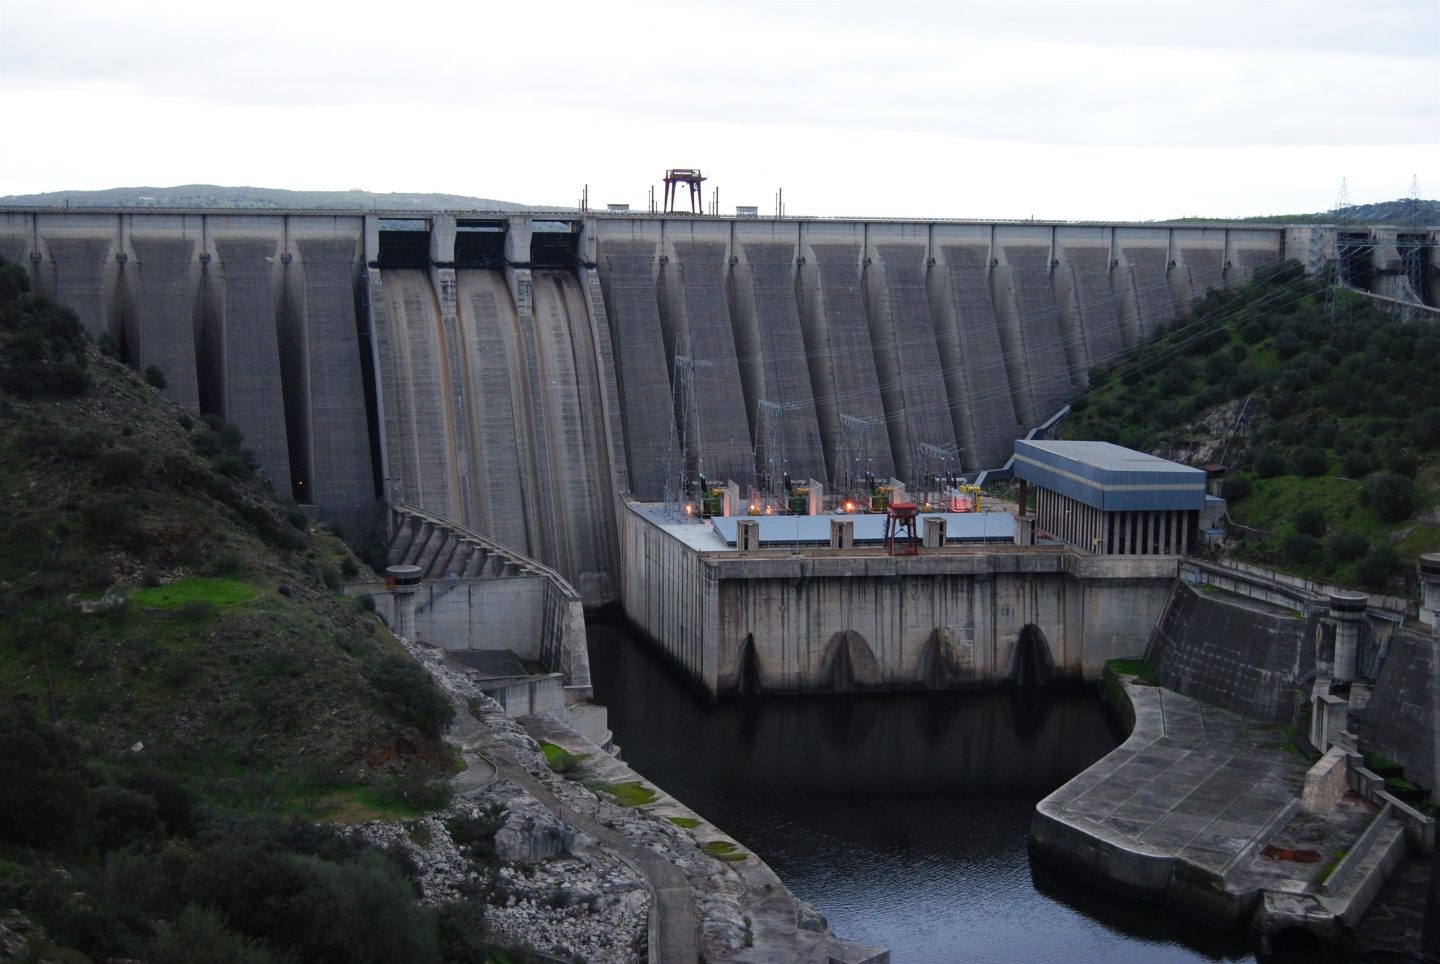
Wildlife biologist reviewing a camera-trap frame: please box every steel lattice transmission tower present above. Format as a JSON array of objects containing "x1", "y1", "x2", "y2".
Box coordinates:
[
  {"x1": 663, "y1": 347, "x2": 703, "y2": 512},
  {"x1": 1324, "y1": 178, "x2": 1354, "y2": 322}
]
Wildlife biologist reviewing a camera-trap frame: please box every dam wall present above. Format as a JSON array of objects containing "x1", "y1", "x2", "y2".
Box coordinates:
[
  {"x1": 587, "y1": 218, "x2": 1291, "y2": 495},
  {"x1": 9, "y1": 208, "x2": 1433, "y2": 606},
  {"x1": 620, "y1": 502, "x2": 1178, "y2": 694},
  {"x1": 0, "y1": 210, "x2": 379, "y2": 537}
]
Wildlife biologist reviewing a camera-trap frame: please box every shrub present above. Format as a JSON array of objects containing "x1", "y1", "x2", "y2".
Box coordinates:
[
  {"x1": 366, "y1": 653, "x2": 454, "y2": 737},
  {"x1": 371, "y1": 771, "x2": 452, "y2": 812},
  {"x1": 1292, "y1": 447, "x2": 1328, "y2": 478},
  {"x1": 0, "y1": 694, "x2": 94, "y2": 851},
  {"x1": 1342, "y1": 448, "x2": 1376, "y2": 479},
  {"x1": 92, "y1": 784, "x2": 165, "y2": 855},
  {"x1": 435, "y1": 900, "x2": 488, "y2": 964},
  {"x1": 97, "y1": 447, "x2": 147, "y2": 485},
  {"x1": 147, "y1": 905, "x2": 279, "y2": 964},
  {"x1": 1355, "y1": 544, "x2": 1401, "y2": 591},
  {"x1": 1283, "y1": 533, "x2": 1323, "y2": 566},
  {"x1": 0, "y1": 298, "x2": 91, "y2": 398},
  {"x1": 1294, "y1": 506, "x2": 1327, "y2": 539},
  {"x1": 1386, "y1": 448, "x2": 1419, "y2": 478},
  {"x1": 1363, "y1": 474, "x2": 1417, "y2": 524},
  {"x1": 1251, "y1": 447, "x2": 1286, "y2": 480},
  {"x1": 1220, "y1": 474, "x2": 1252, "y2": 502},
  {"x1": 1328, "y1": 530, "x2": 1370, "y2": 564},
  {"x1": 1417, "y1": 407, "x2": 1440, "y2": 450},
  {"x1": 144, "y1": 365, "x2": 168, "y2": 390},
  {"x1": 267, "y1": 853, "x2": 439, "y2": 964}
]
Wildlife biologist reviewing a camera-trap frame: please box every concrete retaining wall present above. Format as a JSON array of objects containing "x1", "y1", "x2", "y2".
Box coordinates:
[
  {"x1": 1356, "y1": 626, "x2": 1440, "y2": 796},
  {"x1": 622, "y1": 503, "x2": 1176, "y2": 694},
  {"x1": 1145, "y1": 582, "x2": 1314, "y2": 722},
  {"x1": 381, "y1": 504, "x2": 593, "y2": 701},
  {"x1": 481, "y1": 674, "x2": 567, "y2": 718}
]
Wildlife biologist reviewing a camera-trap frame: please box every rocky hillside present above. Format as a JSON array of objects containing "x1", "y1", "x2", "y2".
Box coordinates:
[{"x1": 0, "y1": 256, "x2": 528, "y2": 963}]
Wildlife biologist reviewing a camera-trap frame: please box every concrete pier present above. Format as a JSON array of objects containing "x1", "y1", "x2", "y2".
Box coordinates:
[{"x1": 1031, "y1": 672, "x2": 1412, "y2": 939}]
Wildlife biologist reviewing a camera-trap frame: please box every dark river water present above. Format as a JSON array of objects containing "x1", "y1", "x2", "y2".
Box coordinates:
[{"x1": 587, "y1": 618, "x2": 1257, "y2": 964}]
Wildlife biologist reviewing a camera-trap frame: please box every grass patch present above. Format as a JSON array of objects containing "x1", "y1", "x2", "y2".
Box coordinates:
[
  {"x1": 591, "y1": 780, "x2": 656, "y2": 807},
  {"x1": 1364, "y1": 753, "x2": 1404, "y2": 778},
  {"x1": 1106, "y1": 657, "x2": 1159, "y2": 685},
  {"x1": 294, "y1": 784, "x2": 434, "y2": 823},
  {"x1": 1319, "y1": 848, "x2": 1348, "y2": 885},
  {"x1": 131, "y1": 577, "x2": 260, "y2": 609},
  {"x1": 668, "y1": 816, "x2": 700, "y2": 829},
  {"x1": 540, "y1": 741, "x2": 586, "y2": 776},
  {"x1": 703, "y1": 840, "x2": 749, "y2": 862}
]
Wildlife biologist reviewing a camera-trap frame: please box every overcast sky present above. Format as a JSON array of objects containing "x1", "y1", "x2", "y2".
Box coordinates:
[{"x1": 2, "y1": 0, "x2": 1435, "y2": 220}]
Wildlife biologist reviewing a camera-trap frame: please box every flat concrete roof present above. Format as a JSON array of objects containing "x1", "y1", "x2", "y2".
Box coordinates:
[
  {"x1": 1014, "y1": 439, "x2": 1207, "y2": 512},
  {"x1": 632, "y1": 504, "x2": 1015, "y2": 549}
]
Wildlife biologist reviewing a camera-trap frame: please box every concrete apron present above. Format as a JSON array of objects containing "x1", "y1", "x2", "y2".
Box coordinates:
[{"x1": 1029, "y1": 671, "x2": 1408, "y2": 945}]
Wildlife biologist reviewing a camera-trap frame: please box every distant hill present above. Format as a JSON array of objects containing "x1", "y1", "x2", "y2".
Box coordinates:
[
  {"x1": 0, "y1": 183, "x2": 535, "y2": 212},
  {"x1": 1172, "y1": 197, "x2": 1440, "y2": 225}
]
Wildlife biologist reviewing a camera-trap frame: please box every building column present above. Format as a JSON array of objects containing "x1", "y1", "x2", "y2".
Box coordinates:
[
  {"x1": 1328, "y1": 592, "x2": 1367, "y2": 682},
  {"x1": 386, "y1": 564, "x2": 423, "y2": 641},
  {"x1": 1419, "y1": 553, "x2": 1440, "y2": 635}
]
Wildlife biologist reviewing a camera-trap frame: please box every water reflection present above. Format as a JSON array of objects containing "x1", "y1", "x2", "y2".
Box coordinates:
[{"x1": 587, "y1": 617, "x2": 1256, "y2": 964}]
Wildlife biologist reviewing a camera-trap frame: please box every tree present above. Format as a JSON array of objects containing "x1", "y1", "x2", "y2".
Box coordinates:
[
  {"x1": 1355, "y1": 544, "x2": 1401, "y2": 592},
  {"x1": 1293, "y1": 447, "x2": 1328, "y2": 478},
  {"x1": 1294, "y1": 506, "x2": 1327, "y2": 538},
  {"x1": 1363, "y1": 474, "x2": 1417, "y2": 524},
  {"x1": 0, "y1": 694, "x2": 94, "y2": 851}
]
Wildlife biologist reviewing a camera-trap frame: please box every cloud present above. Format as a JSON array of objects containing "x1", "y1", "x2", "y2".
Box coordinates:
[{"x1": 3, "y1": 0, "x2": 1435, "y2": 217}]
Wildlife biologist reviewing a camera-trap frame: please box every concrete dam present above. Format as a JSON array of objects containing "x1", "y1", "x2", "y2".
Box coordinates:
[{"x1": 2, "y1": 208, "x2": 1434, "y2": 609}]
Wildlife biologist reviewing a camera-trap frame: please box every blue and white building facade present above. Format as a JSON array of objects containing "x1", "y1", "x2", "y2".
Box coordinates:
[{"x1": 1014, "y1": 440, "x2": 1207, "y2": 556}]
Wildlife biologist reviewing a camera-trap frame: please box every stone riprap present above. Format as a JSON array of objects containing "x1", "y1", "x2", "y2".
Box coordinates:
[{"x1": 398, "y1": 635, "x2": 887, "y2": 963}]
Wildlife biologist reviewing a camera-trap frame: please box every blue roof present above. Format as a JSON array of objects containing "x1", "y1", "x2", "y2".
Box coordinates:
[{"x1": 1013, "y1": 440, "x2": 1206, "y2": 512}]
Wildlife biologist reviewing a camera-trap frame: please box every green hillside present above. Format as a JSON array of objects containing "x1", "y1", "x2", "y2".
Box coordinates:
[
  {"x1": 1062, "y1": 260, "x2": 1440, "y2": 593},
  {"x1": 0, "y1": 257, "x2": 511, "y2": 963}
]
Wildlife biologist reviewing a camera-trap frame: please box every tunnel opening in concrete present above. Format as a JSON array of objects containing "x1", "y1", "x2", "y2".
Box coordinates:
[
  {"x1": 376, "y1": 220, "x2": 431, "y2": 269},
  {"x1": 455, "y1": 221, "x2": 507, "y2": 269},
  {"x1": 530, "y1": 222, "x2": 579, "y2": 269},
  {"x1": 1012, "y1": 624, "x2": 1057, "y2": 687}
]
